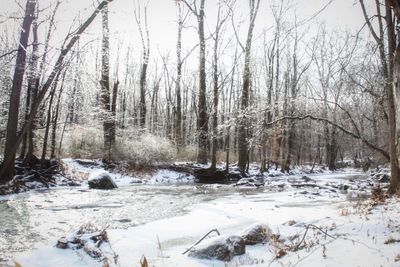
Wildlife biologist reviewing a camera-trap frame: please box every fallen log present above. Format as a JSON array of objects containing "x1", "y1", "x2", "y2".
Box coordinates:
[{"x1": 157, "y1": 163, "x2": 243, "y2": 183}]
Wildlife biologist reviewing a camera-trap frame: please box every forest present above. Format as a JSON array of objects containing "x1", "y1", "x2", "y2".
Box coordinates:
[{"x1": 1, "y1": 0, "x2": 400, "y2": 266}]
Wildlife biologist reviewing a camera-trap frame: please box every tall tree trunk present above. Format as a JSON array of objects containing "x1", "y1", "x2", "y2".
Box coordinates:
[
  {"x1": 390, "y1": 0, "x2": 400, "y2": 193},
  {"x1": 225, "y1": 49, "x2": 237, "y2": 173},
  {"x1": 1, "y1": 0, "x2": 36, "y2": 182},
  {"x1": 110, "y1": 80, "x2": 119, "y2": 145},
  {"x1": 100, "y1": 2, "x2": 114, "y2": 157},
  {"x1": 362, "y1": 0, "x2": 399, "y2": 192},
  {"x1": 139, "y1": 63, "x2": 148, "y2": 128},
  {"x1": 197, "y1": 0, "x2": 209, "y2": 164},
  {"x1": 41, "y1": 72, "x2": 61, "y2": 164},
  {"x1": 210, "y1": 3, "x2": 224, "y2": 170},
  {"x1": 175, "y1": 4, "x2": 183, "y2": 151},
  {"x1": 238, "y1": 0, "x2": 260, "y2": 172},
  {"x1": 385, "y1": 1, "x2": 400, "y2": 192},
  {"x1": 26, "y1": 0, "x2": 59, "y2": 165},
  {"x1": 135, "y1": 4, "x2": 150, "y2": 129},
  {"x1": 51, "y1": 70, "x2": 67, "y2": 159}
]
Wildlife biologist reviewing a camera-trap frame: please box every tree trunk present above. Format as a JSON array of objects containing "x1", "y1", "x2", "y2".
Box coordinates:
[
  {"x1": 175, "y1": 5, "x2": 183, "y2": 151},
  {"x1": 51, "y1": 71, "x2": 67, "y2": 159},
  {"x1": 1, "y1": 0, "x2": 36, "y2": 182},
  {"x1": 238, "y1": 0, "x2": 260, "y2": 172},
  {"x1": 41, "y1": 72, "x2": 61, "y2": 164},
  {"x1": 110, "y1": 80, "x2": 119, "y2": 145},
  {"x1": 100, "y1": 2, "x2": 114, "y2": 156},
  {"x1": 385, "y1": 0, "x2": 400, "y2": 192},
  {"x1": 197, "y1": 0, "x2": 209, "y2": 164},
  {"x1": 210, "y1": 4, "x2": 223, "y2": 170}
]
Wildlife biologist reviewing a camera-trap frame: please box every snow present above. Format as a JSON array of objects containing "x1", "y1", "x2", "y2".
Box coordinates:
[
  {"x1": 10, "y1": 169, "x2": 400, "y2": 267},
  {"x1": 61, "y1": 158, "x2": 195, "y2": 186},
  {"x1": 1, "y1": 159, "x2": 396, "y2": 266}
]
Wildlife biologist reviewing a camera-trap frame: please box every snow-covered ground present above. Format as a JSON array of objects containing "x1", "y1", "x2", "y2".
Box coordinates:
[
  {"x1": 1, "y1": 159, "x2": 397, "y2": 267},
  {"x1": 61, "y1": 158, "x2": 196, "y2": 186}
]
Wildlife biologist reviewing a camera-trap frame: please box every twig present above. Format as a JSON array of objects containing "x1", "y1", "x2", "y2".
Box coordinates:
[
  {"x1": 294, "y1": 224, "x2": 336, "y2": 251},
  {"x1": 182, "y1": 228, "x2": 221, "y2": 255}
]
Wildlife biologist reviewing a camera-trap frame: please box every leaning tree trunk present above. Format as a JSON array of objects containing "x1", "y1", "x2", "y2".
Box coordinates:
[
  {"x1": 25, "y1": 1, "x2": 59, "y2": 166},
  {"x1": 19, "y1": 15, "x2": 40, "y2": 160},
  {"x1": 1, "y1": 0, "x2": 36, "y2": 183}
]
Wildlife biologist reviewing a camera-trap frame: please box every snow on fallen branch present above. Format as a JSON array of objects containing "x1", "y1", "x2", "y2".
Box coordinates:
[
  {"x1": 182, "y1": 228, "x2": 221, "y2": 255},
  {"x1": 56, "y1": 224, "x2": 118, "y2": 265}
]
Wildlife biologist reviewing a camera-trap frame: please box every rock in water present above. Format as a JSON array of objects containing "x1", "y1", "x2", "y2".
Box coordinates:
[
  {"x1": 188, "y1": 235, "x2": 245, "y2": 261},
  {"x1": 88, "y1": 172, "x2": 117, "y2": 190},
  {"x1": 239, "y1": 223, "x2": 272, "y2": 245},
  {"x1": 378, "y1": 174, "x2": 390, "y2": 183},
  {"x1": 301, "y1": 176, "x2": 315, "y2": 183}
]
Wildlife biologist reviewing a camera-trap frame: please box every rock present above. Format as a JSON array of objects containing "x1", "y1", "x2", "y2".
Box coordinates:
[
  {"x1": 301, "y1": 176, "x2": 315, "y2": 183},
  {"x1": 188, "y1": 235, "x2": 245, "y2": 261},
  {"x1": 378, "y1": 174, "x2": 390, "y2": 183},
  {"x1": 56, "y1": 237, "x2": 69, "y2": 249},
  {"x1": 339, "y1": 184, "x2": 349, "y2": 191},
  {"x1": 235, "y1": 177, "x2": 264, "y2": 187},
  {"x1": 88, "y1": 172, "x2": 117, "y2": 190},
  {"x1": 283, "y1": 220, "x2": 296, "y2": 226},
  {"x1": 301, "y1": 175, "x2": 316, "y2": 183},
  {"x1": 67, "y1": 181, "x2": 81, "y2": 187},
  {"x1": 239, "y1": 223, "x2": 272, "y2": 245}
]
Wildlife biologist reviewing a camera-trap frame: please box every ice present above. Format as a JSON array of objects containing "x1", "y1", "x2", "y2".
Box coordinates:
[{"x1": 1, "y1": 161, "x2": 398, "y2": 267}]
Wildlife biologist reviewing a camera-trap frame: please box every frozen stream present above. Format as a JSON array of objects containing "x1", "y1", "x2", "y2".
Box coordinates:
[
  {"x1": 0, "y1": 183, "x2": 259, "y2": 262},
  {"x1": 1, "y1": 171, "x2": 389, "y2": 267}
]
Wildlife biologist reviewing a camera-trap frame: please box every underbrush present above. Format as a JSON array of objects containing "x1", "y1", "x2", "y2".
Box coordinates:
[{"x1": 61, "y1": 125, "x2": 197, "y2": 169}]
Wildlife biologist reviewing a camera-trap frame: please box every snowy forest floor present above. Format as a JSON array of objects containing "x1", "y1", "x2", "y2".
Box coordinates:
[{"x1": 0, "y1": 159, "x2": 398, "y2": 267}]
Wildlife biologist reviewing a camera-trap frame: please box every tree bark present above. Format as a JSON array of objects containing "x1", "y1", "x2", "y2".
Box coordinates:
[
  {"x1": 361, "y1": 0, "x2": 399, "y2": 192},
  {"x1": 1, "y1": 0, "x2": 36, "y2": 182},
  {"x1": 100, "y1": 2, "x2": 114, "y2": 156},
  {"x1": 385, "y1": 0, "x2": 400, "y2": 192},
  {"x1": 41, "y1": 72, "x2": 61, "y2": 164},
  {"x1": 238, "y1": 0, "x2": 260, "y2": 172},
  {"x1": 175, "y1": 4, "x2": 183, "y2": 151},
  {"x1": 50, "y1": 70, "x2": 67, "y2": 159},
  {"x1": 197, "y1": 0, "x2": 209, "y2": 164}
]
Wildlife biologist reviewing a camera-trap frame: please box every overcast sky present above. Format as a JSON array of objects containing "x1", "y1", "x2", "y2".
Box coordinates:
[
  {"x1": 0, "y1": 0, "x2": 368, "y2": 76},
  {"x1": 1, "y1": 0, "x2": 365, "y2": 47}
]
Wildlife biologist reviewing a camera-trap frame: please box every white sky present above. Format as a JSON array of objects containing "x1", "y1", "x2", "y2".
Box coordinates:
[
  {"x1": 1, "y1": 0, "x2": 365, "y2": 48},
  {"x1": 0, "y1": 0, "x2": 369, "y2": 78}
]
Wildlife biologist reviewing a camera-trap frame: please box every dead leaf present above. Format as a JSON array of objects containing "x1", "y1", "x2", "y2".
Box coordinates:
[
  {"x1": 276, "y1": 249, "x2": 287, "y2": 258},
  {"x1": 140, "y1": 255, "x2": 148, "y2": 267}
]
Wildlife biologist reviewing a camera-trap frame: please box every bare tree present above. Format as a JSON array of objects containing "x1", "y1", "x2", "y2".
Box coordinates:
[
  {"x1": 237, "y1": 0, "x2": 261, "y2": 173},
  {"x1": 100, "y1": 1, "x2": 117, "y2": 157},
  {"x1": 360, "y1": 0, "x2": 399, "y2": 192},
  {"x1": 135, "y1": 1, "x2": 150, "y2": 129},
  {"x1": 0, "y1": 0, "x2": 114, "y2": 182},
  {"x1": 182, "y1": 0, "x2": 208, "y2": 164},
  {"x1": 1, "y1": 0, "x2": 36, "y2": 182}
]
